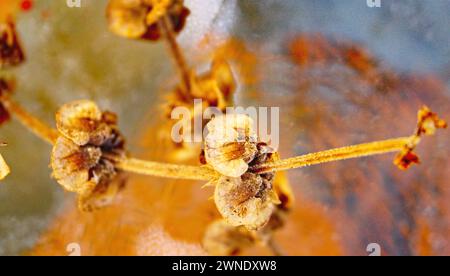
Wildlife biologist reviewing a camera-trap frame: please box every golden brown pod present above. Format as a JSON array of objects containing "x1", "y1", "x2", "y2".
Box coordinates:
[
  {"x1": 107, "y1": 0, "x2": 190, "y2": 41},
  {"x1": 0, "y1": 19, "x2": 25, "y2": 68},
  {"x1": 205, "y1": 114, "x2": 258, "y2": 178},
  {"x1": 51, "y1": 100, "x2": 127, "y2": 211}
]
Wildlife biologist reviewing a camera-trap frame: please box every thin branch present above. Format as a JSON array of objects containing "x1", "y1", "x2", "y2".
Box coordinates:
[
  {"x1": 1, "y1": 95, "x2": 58, "y2": 145},
  {"x1": 104, "y1": 154, "x2": 220, "y2": 181},
  {"x1": 251, "y1": 137, "x2": 411, "y2": 174},
  {"x1": 159, "y1": 14, "x2": 192, "y2": 100}
]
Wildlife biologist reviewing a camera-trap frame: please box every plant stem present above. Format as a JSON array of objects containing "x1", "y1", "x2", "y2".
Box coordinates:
[
  {"x1": 159, "y1": 15, "x2": 192, "y2": 100},
  {"x1": 251, "y1": 137, "x2": 411, "y2": 174},
  {"x1": 1, "y1": 95, "x2": 58, "y2": 145},
  {"x1": 104, "y1": 154, "x2": 219, "y2": 181}
]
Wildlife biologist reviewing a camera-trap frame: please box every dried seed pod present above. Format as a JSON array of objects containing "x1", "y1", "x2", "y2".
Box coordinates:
[
  {"x1": 214, "y1": 172, "x2": 279, "y2": 230},
  {"x1": 189, "y1": 59, "x2": 236, "y2": 110},
  {"x1": 51, "y1": 100, "x2": 127, "y2": 211},
  {"x1": 205, "y1": 114, "x2": 258, "y2": 178},
  {"x1": 78, "y1": 171, "x2": 127, "y2": 212},
  {"x1": 205, "y1": 115, "x2": 284, "y2": 229},
  {"x1": 204, "y1": 167, "x2": 293, "y2": 255},
  {"x1": 0, "y1": 78, "x2": 13, "y2": 125},
  {"x1": 202, "y1": 219, "x2": 256, "y2": 256},
  {"x1": 107, "y1": 0, "x2": 190, "y2": 41},
  {"x1": 394, "y1": 150, "x2": 420, "y2": 170},
  {"x1": 163, "y1": 58, "x2": 237, "y2": 161},
  {"x1": 55, "y1": 100, "x2": 112, "y2": 146},
  {"x1": 211, "y1": 58, "x2": 237, "y2": 100},
  {"x1": 416, "y1": 106, "x2": 447, "y2": 136},
  {"x1": 0, "y1": 19, "x2": 25, "y2": 68},
  {"x1": 394, "y1": 106, "x2": 447, "y2": 170}
]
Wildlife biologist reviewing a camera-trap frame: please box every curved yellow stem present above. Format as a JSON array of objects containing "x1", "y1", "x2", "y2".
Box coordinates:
[
  {"x1": 1, "y1": 95, "x2": 58, "y2": 144},
  {"x1": 105, "y1": 154, "x2": 219, "y2": 181},
  {"x1": 252, "y1": 137, "x2": 411, "y2": 173}
]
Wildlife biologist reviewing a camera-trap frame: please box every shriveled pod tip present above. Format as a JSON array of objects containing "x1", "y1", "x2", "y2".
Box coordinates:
[{"x1": 394, "y1": 106, "x2": 447, "y2": 170}]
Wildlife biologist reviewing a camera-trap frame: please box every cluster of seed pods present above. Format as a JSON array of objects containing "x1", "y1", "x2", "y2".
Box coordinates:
[{"x1": 0, "y1": 0, "x2": 447, "y2": 256}]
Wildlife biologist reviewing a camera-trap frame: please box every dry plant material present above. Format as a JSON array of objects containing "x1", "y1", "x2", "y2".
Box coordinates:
[
  {"x1": 166, "y1": 58, "x2": 236, "y2": 117},
  {"x1": 205, "y1": 114, "x2": 257, "y2": 178},
  {"x1": 163, "y1": 58, "x2": 237, "y2": 161},
  {"x1": 0, "y1": 19, "x2": 445, "y2": 224},
  {"x1": 0, "y1": 19, "x2": 25, "y2": 69},
  {"x1": 107, "y1": 0, "x2": 194, "y2": 104},
  {"x1": 0, "y1": 78, "x2": 13, "y2": 124},
  {"x1": 394, "y1": 106, "x2": 447, "y2": 169},
  {"x1": 168, "y1": 58, "x2": 236, "y2": 108},
  {"x1": 1, "y1": 93, "x2": 446, "y2": 222},
  {"x1": 202, "y1": 219, "x2": 257, "y2": 256},
  {"x1": 202, "y1": 108, "x2": 446, "y2": 230},
  {"x1": 189, "y1": 58, "x2": 236, "y2": 109},
  {"x1": 204, "y1": 166, "x2": 294, "y2": 255},
  {"x1": 107, "y1": 0, "x2": 189, "y2": 41},
  {"x1": 214, "y1": 172, "x2": 278, "y2": 230},
  {"x1": 0, "y1": 81, "x2": 59, "y2": 144},
  {"x1": 205, "y1": 114, "x2": 294, "y2": 230},
  {"x1": 51, "y1": 100, "x2": 127, "y2": 211},
  {"x1": 250, "y1": 106, "x2": 446, "y2": 175}
]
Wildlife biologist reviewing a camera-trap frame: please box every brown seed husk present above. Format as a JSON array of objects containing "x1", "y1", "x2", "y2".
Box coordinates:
[{"x1": 107, "y1": 0, "x2": 190, "y2": 41}]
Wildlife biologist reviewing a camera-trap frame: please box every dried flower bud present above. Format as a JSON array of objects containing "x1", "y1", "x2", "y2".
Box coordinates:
[
  {"x1": 107, "y1": 0, "x2": 190, "y2": 41},
  {"x1": 0, "y1": 19, "x2": 25, "y2": 68},
  {"x1": 204, "y1": 170, "x2": 293, "y2": 255},
  {"x1": 416, "y1": 106, "x2": 447, "y2": 135},
  {"x1": 55, "y1": 100, "x2": 113, "y2": 146},
  {"x1": 205, "y1": 114, "x2": 258, "y2": 178},
  {"x1": 394, "y1": 150, "x2": 420, "y2": 170},
  {"x1": 211, "y1": 59, "x2": 237, "y2": 100},
  {"x1": 394, "y1": 106, "x2": 447, "y2": 170},
  {"x1": 0, "y1": 142, "x2": 10, "y2": 180},
  {"x1": 0, "y1": 77, "x2": 15, "y2": 125},
  {"x1": 202, "y1": 219, "x2": 256, "y2": 256},
  {"x1": 190, "y1": 59, "x2": 236, "y2": 110},
  {"x1": 51, "y1": 100, "x2": 127, "y2": 211},
  {"x1": 205, "y1": 115, "x2": 283, "y2": 229},
  {"x1": 163, "y1": 59, "x2": 237, "y2": 161}
]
